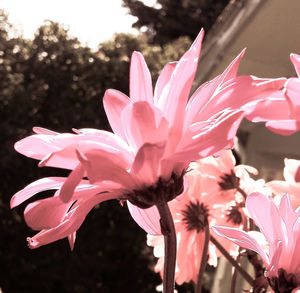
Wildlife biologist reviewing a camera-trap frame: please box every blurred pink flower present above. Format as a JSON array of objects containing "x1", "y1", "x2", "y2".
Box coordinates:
[
  {"x1": 147, "y1": 150, "x2": 259, "y2": 284},
  {"x1": 246, "y1": 53, "x2": 300, "y2": 135},
  {"x1": 12, "y1": 29, "x2": 285, "y2": 250},
  {"x1": 213, "y1": 192, "x2": 300, "y2": 292},
  {"x1": 268, "y1": 158, "x2": 300, "y2": 209}
]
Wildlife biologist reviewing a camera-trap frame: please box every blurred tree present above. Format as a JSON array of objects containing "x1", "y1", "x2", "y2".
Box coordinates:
[
  {"x1": 0, "y1": 9, "x2": 194, "y2": 292},
  {"x1": 122, "y1": 0, "x2": 231, "y2": 45}
]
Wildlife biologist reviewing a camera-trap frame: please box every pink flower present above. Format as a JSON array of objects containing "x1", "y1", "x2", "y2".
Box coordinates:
[
  {"x1": 213, "y1": 192, "x2": 300, "y2": 292},
  {"x1": 268, "y1": 158, "x2": 300, "y2": 209},
  {"x1": 12, "y1": 29, "x2": 284, "y2": 250},
  {"x1": 147, "y1": 150, "x2": 258, "y2": 284},
  {"x1": 246, "y1": 54, "x2": 300, "y2": 135}
]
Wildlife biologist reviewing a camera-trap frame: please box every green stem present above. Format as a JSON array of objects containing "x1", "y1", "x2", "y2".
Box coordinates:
[
  {"x1": 156, "y1": 202, "x2": 177, "y2": 293},
  {"x1": 210, "y1": 235, "x2": 255, "y2": 287},
  {"x1": 195, "y1": 226, "x2": 210, "y2": 293}
]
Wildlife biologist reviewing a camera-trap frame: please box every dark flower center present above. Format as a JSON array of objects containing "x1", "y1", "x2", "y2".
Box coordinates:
[
  {"x1": 268, "y1": 268, "x2": 299, "y2": 293},
  {"x1": 181, "y1": 200, "x2": 209, "y2": 233},
  {"x1": 218, "y1": 170, "x2": 240, "y2": 190},
  {"x1": 226, "y1": 205, "x2": 243, "y2": 225},
  {"x1": 125, "y1": 171, "x2": 184, "y2": 209}
]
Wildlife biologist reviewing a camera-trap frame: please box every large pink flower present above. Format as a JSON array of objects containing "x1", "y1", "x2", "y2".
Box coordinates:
[
  {"x1": 213, "y1": 192, "x2": 300, "y2": 292},
  {"x1": 147, "y1": 150, "x2": 262, "y2": 285},
  {"x1": 268, "y1": 158, "x2": 300, "y2": 209},
  {"x1": 246, "y1": 53, "x2": 300, "y2": 135},
  {"x1": 12, "y1": 29, "x2": 285, "y2": 250}
]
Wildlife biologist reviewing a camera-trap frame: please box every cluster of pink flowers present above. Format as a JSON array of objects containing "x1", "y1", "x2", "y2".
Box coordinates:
[{"x1": 11, "y1": 29, "x2": 300, "y2": 292}]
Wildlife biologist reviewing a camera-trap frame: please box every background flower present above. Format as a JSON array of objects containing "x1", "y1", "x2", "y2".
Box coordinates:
[
  {"x1": 213, "y1": 192, "x2": 300, "y2": 292},
  {"x1": 147, "y1": 150, "x2": 262, "y2": 285},
  {"x1": 268, "y1": 158, "x2": 300, "y2": 209}
]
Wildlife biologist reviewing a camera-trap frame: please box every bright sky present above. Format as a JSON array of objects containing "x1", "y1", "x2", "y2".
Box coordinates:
[{"x1": 0, "y1": 0, "x2": 144, "y2": 50}]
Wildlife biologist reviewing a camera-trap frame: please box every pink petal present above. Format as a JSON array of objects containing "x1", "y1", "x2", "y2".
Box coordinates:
[
  {"x1": 127, "y1": 202, "x2": 161, "y2": 235},
  {"x1": 184, "y1": 49, "x2": 245, "y2": 128},
  {"x1": 285, "y1": 78, "x2": 300, "y2": 117},
  {"x1": 59, "y1": 164, "x2": 85, "y2": 202},
  {"x1": 11, "y1": 177, "x2": 66, "y2": 208},
  {"x1": 198, "y1": 76, "x2": 286, "y2": 121},
  {"x1": 38, "y1": 130, "x2": 133, "y2": 169},
  {"x1": 283, "y1": 158, "x2": 300, "y2": 183},
  {"x1": 172, "y1": 110, "x2": 244, "y2": 163},
  {"x1": 246, "y1": 192, "x2": 284, "y2": 245},
  {"x1": 129, "y1": 51, "x2": 153, "y2": 104},
  {"x1": 154, "y1": 62, "x2": 177, "y2": 106},
  {"x1": 266, "y1": 120, "x2": 300, "y2": 136},
  {"x1": 131, "y1": 142, "x2": 166, "y2": 185},
  {"x1": 24, "y1": 196, "x2": 73, "y2": 230},
  {"x1": 32, "y1": 127, "x2": 58, "y2": 135},
  {"x1": 77, "y1": 145, "x2": 136, "y2": 189},
  {"x1": 27, "y1": 193, "x2": 118, "y2": 249},
  {"x1": 295, "y1": 166, "x2": 300, "y2": 182},
  {"x1": 68, "y1": 232, "x2": 76, "y2": 251},
  {"x1": 16, "y1": 130, "x2": 132, "y2": 170},
  {"x1": 160, "y1": 30, "x2": 204, "y2": 144},
  {"x1": 122, "y1": 101, "x2": 168, "y2": 152},
  {"x1": 103, "y1": 89, "x2": 130, "y2": 141},
  {"x1": 244, "y1": 93, "x2": 290, "y2": 122},
  {"x1": 267, "y1": 180, "x2": 290, "y2": 195},
  {"x1": 290, "y1": 53, "x2": 300, "y2": 77},
  {"x1": 212, "y1": 226, "x2": 269, "y2": 265},
  {"x1": 278, "y1": 194, "x2": 297, "y2": 238}
]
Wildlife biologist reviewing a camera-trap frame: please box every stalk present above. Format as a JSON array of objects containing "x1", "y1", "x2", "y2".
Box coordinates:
[
  {"x1": 156, "y1": 202, "x2": 177, "y2": 293},
  {"x1": 210, "y1": 235, "x2": 255, "y2": 287},
  {"x1": 195, "y1": 226, "x2": 210, "y2": 293}
]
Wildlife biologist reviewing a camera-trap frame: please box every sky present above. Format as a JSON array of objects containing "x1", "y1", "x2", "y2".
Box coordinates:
[{"x1": 0, "y1": 0, "x2": 146, "y2": 50}]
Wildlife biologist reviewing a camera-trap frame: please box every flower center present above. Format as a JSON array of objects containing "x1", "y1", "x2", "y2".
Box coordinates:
[
  {"x1": 125, "y1": 171, "x2": 184, "y2": 209},
  {"x1": 181, "y1": 200, "x2": 209, "y2": 233},
  {"x1": 226, "y1": 205, "x2": 243, "y2": 225},
  {"x1": 268, "y1": 268, "x2": 299, "y2": 293},
  {"x1": 218, "y1": 170, "x2": 240, "y2": 190}
]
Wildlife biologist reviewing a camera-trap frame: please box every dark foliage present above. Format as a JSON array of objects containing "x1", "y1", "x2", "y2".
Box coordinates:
[
  {"x1": 0, "y1": 11, "x2": 163, "y2": 292},
  {"x1": 122, "y1": 0, "x2": 231, "y2": 45}
]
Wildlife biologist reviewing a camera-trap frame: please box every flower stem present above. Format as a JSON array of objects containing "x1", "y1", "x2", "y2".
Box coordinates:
[
  {"x1": 156, "y1": 202, "x2": 177, "y2": 293},
  {"x1": 210, "y1": 235, "x2": 255, "y2": 287},
  {"x1": 237, "y1": 186, "x2": 248, "y2": 200},
  {"x1": 230, "y1": 253, "x2": 241, "y2": 293},
  {"x1": 195, "y1": 226, "x2": 210, "y2": 293}
]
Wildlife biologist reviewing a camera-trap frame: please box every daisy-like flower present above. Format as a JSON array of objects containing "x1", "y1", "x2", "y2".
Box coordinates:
[
  {"x1": 268, "y1": 158, "x2": 300, "y2": 209},
  {"x1": 11, "y1": 29, "x2": 285, "y2": 250},
  {"x1": 147, "y1": 150, "x2": 261, "y2": 285},
  {"x1": 246, "y1": 53, "x2": 300, "y2": 135},
  {"x1": 213, "y1": 192, "x2": 300, "y2": 293}
]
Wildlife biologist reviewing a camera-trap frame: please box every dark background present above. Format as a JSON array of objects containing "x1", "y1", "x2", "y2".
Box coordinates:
[{"x1": 0, "y1": 1, "x2": 230, "y2": 291}]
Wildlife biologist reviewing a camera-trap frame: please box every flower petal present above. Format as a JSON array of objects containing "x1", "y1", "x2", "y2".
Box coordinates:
[
  {"x1": 24, "y1": 196, "x2": 73, "y2": 230},
  {"x1": 285, "y1": 78, "x2": 300, "y2": 118},
  {"x1": 160, "y1": 30, "x2": 204, "y2": 147},
  {"x1": 11, "y1": 177, "x2": 66, "y2": 208},
  {"x1": 246, "y1": 192, "x2": 284, "y2": 245},
  {"x1": 77, "y1": 144, "x2": 136, "y2": 189},
  {"x1": 59, "y1": 164, "x2": 85, "y2": 202},
  {"x1": 266, "y1": 120, "x2": 300, "y2": 136},
  {"x1": 129, "y1": 51, "x2": 153, "y2": 103},
  {"x1": 290, "y1": 53, "x2": 300, "y2": 77},
  {"x1": 27, "y1": 192, "x2": 118, "y2": 249},
  {"x1": 154, "y1": 62, "x2": 177, "y2": 106},
  {"x1": 131, "y1": 142, "x2": 166, "y2": 185},
  {"x1": 103, "y1": 89, "x2": 130, "y2": 140},
  {"x1": 127, "y1": 202, "x2": 161, "y2": 235},
  {"x1": 212, "y1": 226, "x2": 269, "y2": 265},
  {"x1": 122, "y1": 101, "x2": 168, "y2": 152}
]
